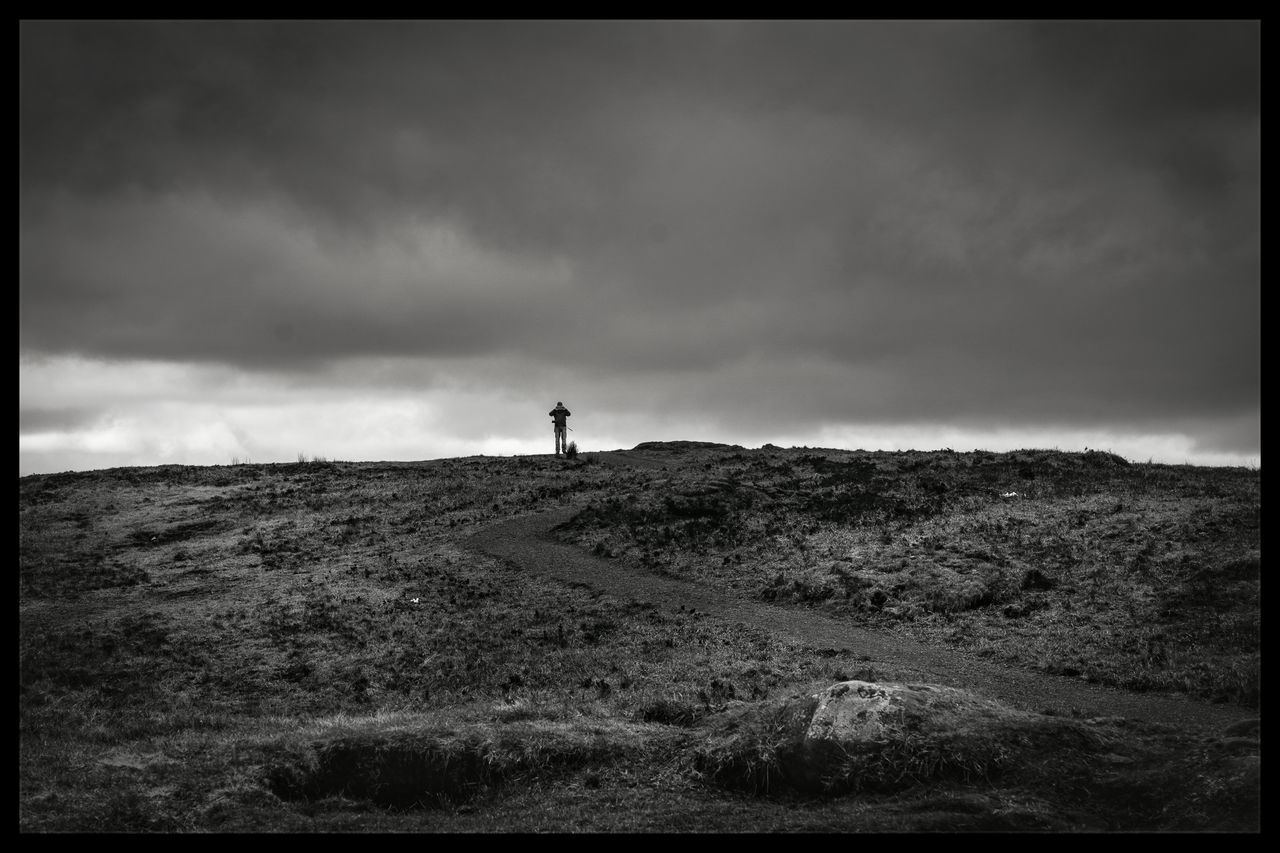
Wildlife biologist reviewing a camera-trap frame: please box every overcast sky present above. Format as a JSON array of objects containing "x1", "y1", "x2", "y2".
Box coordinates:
[{"x1": 19, "y1": 20, "x2": 1260, "y2": 475}]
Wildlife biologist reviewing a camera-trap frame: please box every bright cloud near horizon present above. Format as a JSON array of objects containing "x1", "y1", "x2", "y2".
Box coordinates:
[{"x1": 19, "y1": 20, "x2": 1260, "y2": 476}]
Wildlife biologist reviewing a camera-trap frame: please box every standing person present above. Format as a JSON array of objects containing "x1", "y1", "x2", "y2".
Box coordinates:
[{"x1": 549, "y1": 401, "x2": 571, "y2": 455}]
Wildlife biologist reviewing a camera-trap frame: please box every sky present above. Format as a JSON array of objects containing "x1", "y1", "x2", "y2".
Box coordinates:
[{"x1": 19, "y1": 20, "x2": 1261, "y2": 476}]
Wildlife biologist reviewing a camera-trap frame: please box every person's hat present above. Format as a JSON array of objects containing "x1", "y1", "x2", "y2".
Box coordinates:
[{"x1": 557, "y1": 401, "x2": 563, "y2": 406}]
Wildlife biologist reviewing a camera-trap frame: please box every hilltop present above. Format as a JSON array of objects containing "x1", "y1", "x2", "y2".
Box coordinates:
[{"x1": 20, "y1": 444, "x2": 1260, "y2": 831}]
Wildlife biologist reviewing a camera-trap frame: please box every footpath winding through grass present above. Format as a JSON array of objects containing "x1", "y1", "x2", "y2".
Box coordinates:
[{"x1": 468, "y1": 505, "x2": 1257, "y2": 733}]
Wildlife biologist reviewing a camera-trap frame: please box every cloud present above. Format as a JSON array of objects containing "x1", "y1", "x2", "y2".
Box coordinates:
[
  {"x1": 20, "y1": 190, "x2": 578, "y2": 366},
  {"x1": 18, "y1": 21, "x2": 1259, "y2": 472}
]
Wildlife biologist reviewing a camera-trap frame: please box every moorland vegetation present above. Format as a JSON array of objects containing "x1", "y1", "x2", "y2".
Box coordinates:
[{"x1": 19, "y1": 443, "x2": 1259, "y2": 832}]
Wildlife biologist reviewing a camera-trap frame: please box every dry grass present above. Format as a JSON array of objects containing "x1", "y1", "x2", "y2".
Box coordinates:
[
  {"x1": 557, "y1": 447, "x2": 1260, "y2": 708},
  {"x1": 19, "y1": 446, "x2": 1260, "y2": 832}
]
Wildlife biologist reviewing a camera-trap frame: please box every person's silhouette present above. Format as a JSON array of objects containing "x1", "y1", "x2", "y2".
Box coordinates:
[{"x1": 549, "y1": 401, "x2": 571, "y2": 455}]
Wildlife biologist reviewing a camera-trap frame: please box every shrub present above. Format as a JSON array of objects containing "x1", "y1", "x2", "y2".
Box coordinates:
[{"x1": 565, "y1": 442, "x2": 579, "y2": 460}]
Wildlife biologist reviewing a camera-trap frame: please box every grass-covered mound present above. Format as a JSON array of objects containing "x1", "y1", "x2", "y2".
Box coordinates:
[{"x1": 693, "y1": 680, "x2": 1112, "y2": 795}]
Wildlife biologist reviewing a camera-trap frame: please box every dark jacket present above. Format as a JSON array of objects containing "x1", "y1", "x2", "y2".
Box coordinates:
[{"x1": 549, "y1": 405, "x2": 571, "y2": 428}]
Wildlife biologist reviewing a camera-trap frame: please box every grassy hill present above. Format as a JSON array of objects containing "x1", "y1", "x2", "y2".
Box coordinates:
[{"x1": 19, "y1": 444, "x2": 1260, "y2": 832}]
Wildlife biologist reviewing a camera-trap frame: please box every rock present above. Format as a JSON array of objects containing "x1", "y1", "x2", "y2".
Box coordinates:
[
  {"x1": 804, "y1": 681, "x2": 896, "y2": 742},
  {"x1": 763, "y1": 680, "x2": 1099, "y2": 794},
  {"x1": 802, "y1": 681, "x2": 1012, "y2": 744}
]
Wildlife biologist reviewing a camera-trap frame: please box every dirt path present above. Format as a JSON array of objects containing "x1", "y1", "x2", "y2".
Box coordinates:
[{"x1": 465, "y1": 505, "x2": 1257, "y2": 734}]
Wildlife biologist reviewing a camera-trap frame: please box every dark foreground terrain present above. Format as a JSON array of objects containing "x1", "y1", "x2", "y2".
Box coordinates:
[{"x1": 19, "y1": 443, "x2": 1260, "y2": 832}]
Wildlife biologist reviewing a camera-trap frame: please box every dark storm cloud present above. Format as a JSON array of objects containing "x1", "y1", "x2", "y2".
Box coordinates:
[
  {"x1": 18, "y1": 405, "x2": 100, "y2": 434},
  {"x1": 19, "y1": 20, "x2": 1259, "y2": 443}
]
